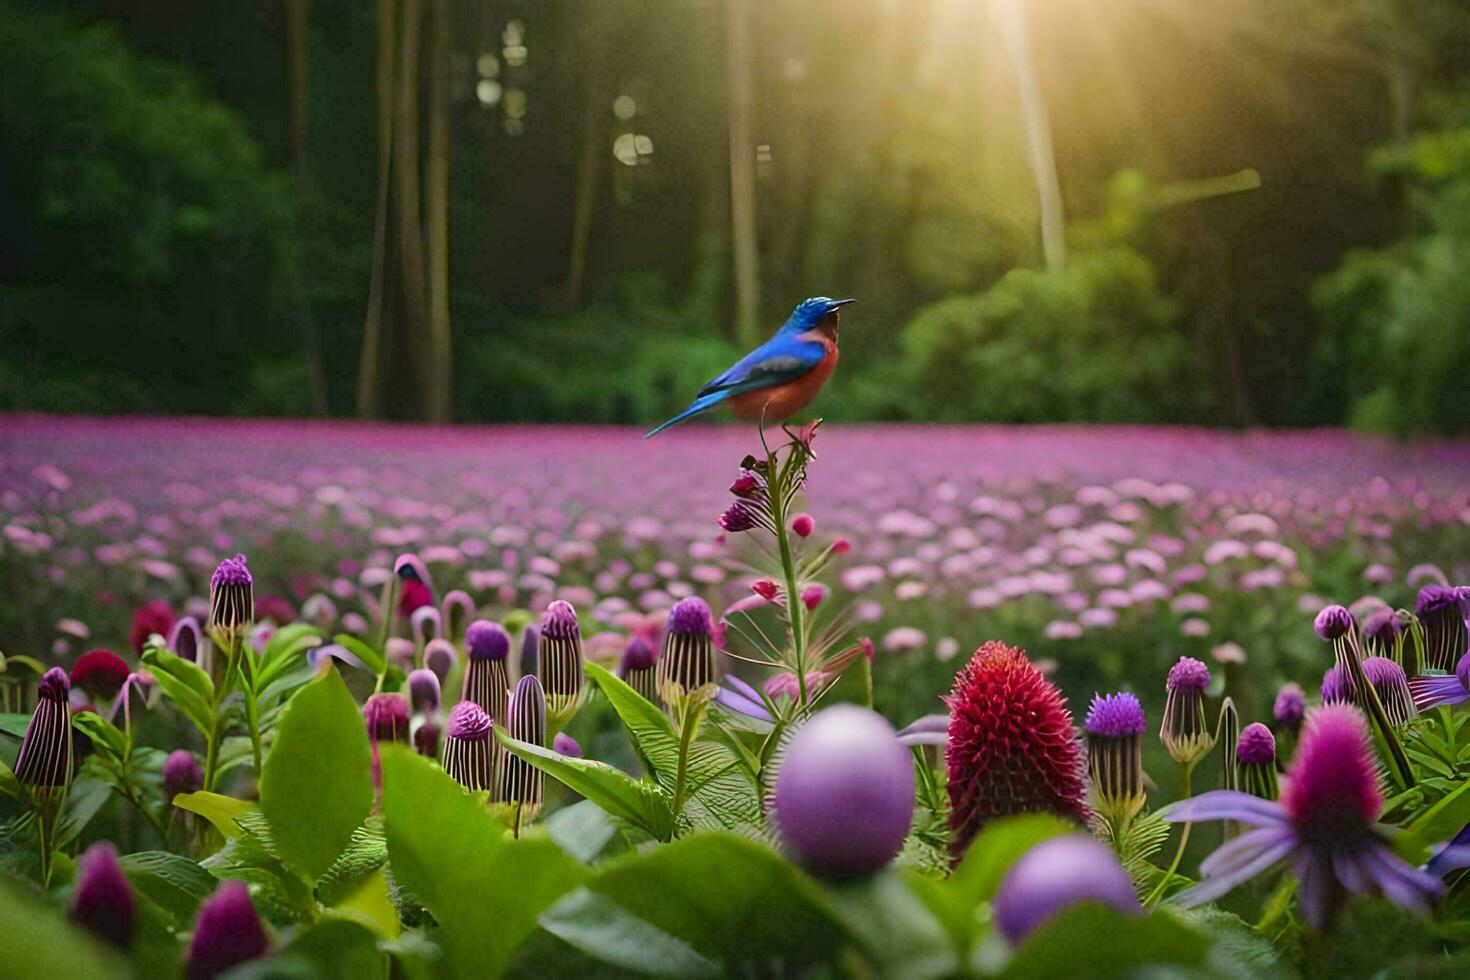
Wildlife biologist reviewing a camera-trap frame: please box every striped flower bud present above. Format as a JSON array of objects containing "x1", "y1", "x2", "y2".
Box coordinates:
[
  {"x1": 363, "y1": 693, "x2": 410, "y2": 744},
  {"x1": 655, "y1": 597, "x2": 718, "y2": 704},
  {"x1": 1318, "y1": 606, "x2": 1415, "y2": 787},
  {"x1": 1235, "y1": 723, "x2": 1278, "y2": 800},
  {"x1": 442, "y1": 590, "x2": 476, "y2": 648},
  {"x1": 187, "y1": 881, "x2": 269, "y2": 980},
  {"x1": 69, "y1": 842, "x2": 135, "y2": 947},
  {"x1": 1361, "y1": 608, "x2": 1403, "y2": 661},
  {"x1": 463, "y1": 620, "x2": 511, "y2": 731},
  {"x1": 1160, "y1": 657, "x2": 1214, "y2": 767},
  {"x1": 618, "y1": 634, "x2": 659, "y2": 703},
  {"x1": 1084, "y1": 692, "x2": 1146, "y2": 825},
  {"x1": 1320, "y1": 664, "x2": 1353, "y2": 705},
  {"x1": 407, "y1": 668, "x2": 441, "y2": 717},
  {"x1": 1217, "y1": 697, "x2": 1241, "y2": 792},
  {"x1": 537, "y1": 601, "x2": 584, "y2": 727},
  {"x1": 208, "y1": 554, "x2": 253, "y2": 640},
  {"x1": 1364, "y1": 656, "x2": 1416, "y2": 726},
  {"x1": 15, "y1": 667, "x2": 73, "y2": 790},
  {"x1": 496, "y1": 675, "x2": 547, "y2": 821},
  {"x1": 1416, "y1": 585, "x2": 1468, "y2": 674},
  {"x1": 442, "y1": 702, "x2": 494, "y2": 792}
]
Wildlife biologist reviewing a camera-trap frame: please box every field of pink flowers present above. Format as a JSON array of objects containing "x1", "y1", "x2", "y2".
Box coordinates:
[{"x1": 4, "y1": 416, "x2": 1468, "y2": 713}]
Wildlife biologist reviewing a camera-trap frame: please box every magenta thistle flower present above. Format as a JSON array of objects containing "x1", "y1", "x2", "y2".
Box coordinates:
[
  {"x1": 1416, "y1": 584, "x2": 1468, "y2": 673},
  {"x1": 993, "y1": 835, "x2": 1141, "y2": 943},
  {"x1": 1162, "y1": 705, "x2": 1442, "y2": 929},
  {"x1": 163, "y1": 749, "x2": 203, "y2": 800},
  {"x1": 407, "y1": 668, "x2": 441, "y2": 717},
  {"x1": 363, "y1": 693, "x2": 410, "y2": 744},
  {"x1": 129, "y1": 599, "x2": 176, "y2": 655},
  {"x1": 537, "y1": 601, "x2": 584, "y2": 726},
  {"x1": 15, "y1": 667, "x2": 73, "y2": 789},
  {"x1": 945, "y1": 642, "x2": 1089, "y2": 864},
  {"x1": 1235, "y1": 723, "x2": 1278, "y2": 801},
  {"x1": 462, "y1": 620, "x2": 511, "y2": 728},
  {"x1": 1160, "y1": 657, "x2": 1214, "y2": 766},
  {"x1": 773, "y1": 705, "x2": 914, "y2": 874},
  {"x1": 655, "y1": 597, "x2": 718, "y2": 703},
  {"x1": 1272, "y1": 682, "x2": 1305, "y2": 732},
  {"x1": 496, "y1": 675, "x2": 547, "y2": 820},
  {"x1": 618, "y1": 634, "x2": 659, "y2": 703},
  {"x1": 208, "y1": 554, "x2": 253, "y2": 639},
  {"x1": 187, "y1": 881, "x2": 269, "y2": 979},
  {"x1": 69, "y1": 842, "x2": 135, "y2": 947},
  {"x1": 1361, "y1": 608, "x2": 1403, "y2": 660},
  {"x1": 442, "y1": 702, "x2": 494, "y2": 792},
  {"x1": 1084, "y1": 692, "x2": 1147, "y2": 824},
  {"x1": 70, "y1": 650, "x2": 130, "y2": 704}
]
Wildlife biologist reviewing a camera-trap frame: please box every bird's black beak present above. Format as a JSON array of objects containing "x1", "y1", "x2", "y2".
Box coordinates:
[{"x1": 826, "y1": 298, "x2": 857, "y2": 313}]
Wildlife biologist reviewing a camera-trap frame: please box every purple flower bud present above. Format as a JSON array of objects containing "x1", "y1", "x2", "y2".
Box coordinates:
[
  {"x1": 208, "y1": 554, "x2": 253, "y2": 639},
  {"x1": 1236, "y1": 722, "x2": 1276, "y2": 767},
  {"x1": 414, "y1": 721, "x2": 441, "y2": 759},
  {"x1": 1160, "y1": 657, "x2": 1213, "y2": 766},
  {"x1": 1363, "y1": 656, "x2": 1417, "y2": 726},
  {"x1": 363, "y1": 693, "x2": 410, "y2": 743},
  {"x1": 773, "y1": 705, "x2": 914, "y2": 874},
  {"x1": 1313, "y1": 604, "x2": 1353, "y2": 642},
  {"x1": 1416, "y1": 584, "x2": 1469, "y2": 673},
  {"x1": 1084, "y1": 692, "x2": 1146, "y2": 823},
  {"x1": 16, "y1": 667, "x2": 72, "y2": 788},
  {"x1": 718, "y1": 501, "x2": 758, "y2": 533},
  {"x1": 1361, "y1": 608, "x2": 1402, "y2": 657},
  {"x1": 993, "y1": 835, "x2": 1141, "y2": 944},
  {"x1": 169, "y1": 617, "x2": 203, "y2": 663},
  {"x1": 618, "y1": 634, "x2": 658, "y2": 702},
  {"x1": 442, "y1": 590, "x2": 476, "y2": 645},
  {"x1": 1084, "y1": 692, "x2": 1145, "y2": 737},
  {"x1": 1320, "y1": 665, "x2": 1354, "y2": 705},
  {"x1": 540, "y1": 600, "x2": 581, "y2": 641},
  {"x1": 408, "y1": 669, "x2": 441, "y2": 716},
  {"x1": 519, "y1": 623, "x2": 540, "y2": 678},
  {"x1": 187, "y1": 881, "x2": 269, "y2": 980},
  {"x1": 1272, "y1": 682, "x2": 1305, "y2": 730},
  {"x1": 410, "y1": 606, "x2": 442, "y2": 648},
  {"x1": 448, "y1": 700, "x2": 494, "y2": 741},
  {"x1": 442, "y1": 702, "x2": 494, "y2": 791},
  {"x1": 538, "y1": 603, "x2": 584, "y2": 727},
  {"x1": 466, "y1": 620, "x2": 510, "y2": 661},
  {"x1": 163, "y1": 750, "x2": 203, "y2": 800},
  {"x1": 1165, "y1": 657, "x2": 1210, "y2": 693},
  {"x1": 656, "y1": 598, "x2": 718, "y2": 703},
  {"x1": 495, "y1": 675, "x2": 547, "y2": 818},
  {"x1": 424, "y1": 639, "x2": 457, "y2": 682},
  {"x1": 553, "y1": 732, "x2": 582, "y2": 757},
  {"x1": 69, "y1": 843, "x2": 134, "y2": 947}
]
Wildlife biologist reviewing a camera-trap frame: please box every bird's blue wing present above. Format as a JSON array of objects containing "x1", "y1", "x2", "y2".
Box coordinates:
[{"x1": 697, "y1": 335, "x2": 826, "y2": 397}]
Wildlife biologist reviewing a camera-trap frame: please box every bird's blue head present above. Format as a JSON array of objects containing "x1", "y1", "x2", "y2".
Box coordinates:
[{"x1": 782, "y1": 296, "x2": 857, "y2": 334}]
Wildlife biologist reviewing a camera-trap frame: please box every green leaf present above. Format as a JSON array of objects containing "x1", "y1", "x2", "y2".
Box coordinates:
[
  {"x1": 380, "y1": 747, "x2": 589, "y2": 977},
  {"x1": 539, "y1": 888, "x2": 719, "y2": 977},
  {"x1": 334, "y1": 634, "x2": 387, "y2": 675},
  {"x1": 118, "y1": 850, "x2": 218, "y2": 925},
  {"x1": 584, "y1": 660, "x2": 680, "y2": 785},
  {"x1": 826, "y1": 869, "x2": 957, "y2": 979},
  {"x1": 141, "y1": 646, "x2": 215, "y2": 734},
  {"x1": 999, "y1": 904, "x2": 1208, "y2": 977},
  {"x1": 545, "y1": 800, "x2": 621, "y2": 864},
  {"x1": 497, "y1": 729, "x2": 675, "y2": 841},
  {"x1": 71, "y1": 713, "x2": 128, "y2": 765},
  {"x1": 259, "y1": 663, "x2": 374, "y2": 882},
  {"x1": 583, "y1": 833, "x2": 850, "y2": 970},
  {"x1": 1394, "y1": 777, "x2": 1470, "y2": 863},
  {"x1": 316, "y1": 818, "x2": 390, "y2": 906},
  {"x1": 0, "y1": 757, "x2": 18, "y2": 798},
  {"x1": 0, "y1": 877, "x2": 125, "y2": 978},
  {"x1": 56, "y1": 776, "x2": 113, "y2": 847},
  {"x1": 173, "y1": 790, "x2": 258, "y2": 838},
  {"x1": 256, "y1": 623, "x2": 324, "y2": 690},
  {"x1": 225, "y1": 919, "x2": 384, "y2": 979}
]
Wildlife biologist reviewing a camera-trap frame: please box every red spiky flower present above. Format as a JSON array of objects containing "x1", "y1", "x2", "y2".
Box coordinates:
[{"x1": 945, "y1": 641, "x2": 1089, "y2": 863}]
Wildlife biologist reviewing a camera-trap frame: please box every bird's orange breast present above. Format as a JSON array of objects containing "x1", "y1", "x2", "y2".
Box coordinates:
[{"x1": 727, "y1": 342, "x2": 838, "y2": 423}]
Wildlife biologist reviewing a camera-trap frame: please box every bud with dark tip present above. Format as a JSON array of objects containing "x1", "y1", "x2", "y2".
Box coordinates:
[
  {"x1": 1362, "y1": 608, "x2": 1403, "y2": 661},
  {"x1": 443, "y1": 590, "x2": 476, "y2": 648},
  {"x1": 463, "y1": 620, "x2": 511, "y2": 731},
  {"x1": 1235, "y1": 723, "x2": 1278, "y2": 800},
  {"x1": 187, "y1": 881, "x2": 269, "y2": 980},
  {"x1": 496, "y1": 675, "x2": 547, "y2": 821},
  {"x1": 414, "y1": 721, "x2": 441, "y2": 759},
  {"x1": 618, "y1": 634, "x2": 658, "y2": 703},
  {"x1": 1217, "y1": 697, "x2": 1241, "y2": 792},
  {"x1": 208, "y1": 554, "x2": 254, "y2": 640},
  {"x1": 169, "y1": 617, "x2": 204, "y2": 664},
  {"x1": 424, "y1": 638, "x2": 457, "y2": 683},
  {"x1": 16, "y1": 667, "x2": 73, "y2": 790},
  {"x1": 442, "y1": 702, "x2": 494, "y2": 791},
  {"x1": 411, "y1": 606, "x2": 442, "y2": 650},
  {"x1": 655, "y1": 597, "x2": 718, "y2": 704},
  {"x1": 69, "y1": 843, "x2": 135, "y2": 947},
  {"x1": 537, "y1": 602, "x2": 584, "y2": 727},
  {"x1": 408, "y1": 668, "x2": 441, "y2": 717},
  {"x1": 519, "y1": 623, "x2": 540, "y2": 679}
]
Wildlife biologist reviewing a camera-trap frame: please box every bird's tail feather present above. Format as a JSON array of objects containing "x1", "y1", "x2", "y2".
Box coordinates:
[{"x1": 644, "y1": 391, "x2": 728, "y2": 438}]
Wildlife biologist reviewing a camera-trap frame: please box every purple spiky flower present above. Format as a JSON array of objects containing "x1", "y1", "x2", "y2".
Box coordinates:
[
  {"x1": 208, "y1": 554, "x2": 253, "y2": 639},
  {"x1": 537, "y1": 601, "x2": 584, "y2": 727},
  {"x1": 442, "y1": 702, "x2": 494, "y2": 792},
  {"x1": 187, "y1": 880, "x2": 269, "y2": 979},
  {"x1": 495, "y1": 675, "x2": 547, "y2": 820},
  {"x1": 15, "y1": 667, "x2": 73, "y2": 789},
  {"x1": 463, "y1": 620, "x2": 511, "y2": 728},
  {"x1": 163, "y1": 750, "x2": 203, "y2": 800},
  {"x1": 1084, "y1": 692, "x2": 1147, "y2": 824},
  {"x1": 1416, "y1": 584, "x2": 1468, "y2": 673},
  {"x1": 1235, "y1": 722, "x2": 1278, "y2": 800},
  {"x1": 655, "y1": 597, "x2": 718, "y2": 703},
  {"x1": 1160, "y1": 657, "x2": 1214, "y2": 766},
  {"x1": 993, "y1": 834, "x2": 1141, "y2": 943},
  {"x1": 69, "y1": 842, "x2": 135, "y2": 947},
  {"x1": 1162, "y1": 705, "x2": 1442, "y2": 929}
]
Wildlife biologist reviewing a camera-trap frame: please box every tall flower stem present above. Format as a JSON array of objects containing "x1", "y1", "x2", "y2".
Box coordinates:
[
  {"x1": 670, "y1": 696, "x2": 702, "y2": 819},
  {"x1": 203, "y1": 635, "x2": 241, "y2": 793},
  {"x1": 762, "y1": 426, "x2": 808, "y2": 711},
  {"x1": 1146, "y1": 762, "x2": 1195, "y2": 906}
]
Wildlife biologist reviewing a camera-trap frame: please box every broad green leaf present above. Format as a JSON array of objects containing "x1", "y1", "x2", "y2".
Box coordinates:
[
  {"x1": 380, "y1": 747, "x2": 589, "y2": 977},
  {"x1": 259, "y1": 663, "x2": 373, "y2": 882},
  {"x1": 56, "y1": 776, "x2": 113, "y2": 846},
  {"x1": 585, "y1": 660, "x2": 681, "y2": 785},
  {"x1": 119, "y1": 850, "x2": 217, "y2": 925},
  {"x1": 174, "y1": 790, "x2": 258, "y2": 838},
  {"x1": 0, "y1": 757, "x2": 17, "y2": 798},
  {"x1": 325, "y1": 868, "x2": 401, "y2": 939},
  {"x1": 1167, "y1": 907, "x2": 1284, "y2": 978},
  {"x1": 257, "y1": 623, "x2": 324, "y2": 689},
  {"x1": 999, "y1": 904, "x2": 1207, "y2": 977},
  {"x1": 1394, "y1": 778, "x2": 1470, "y2": 863},
  {"x1": 316, "y1": 819, "x2": 390, "y2": 907},
  {"x1": 0, "y1": 877, "x2": 125, "y2": 978},
  {"x1": 545, "y1": 799, "x2": 620, "y2": 864},
  {"x1": 226, "y1": 919, "x2": 384, "y2": 979},
  {"x1": 584, "y1": 832, "x2": 850, "y2": 970},
  {"x1": 141, "y1": 647, "x2": 215, "y2": 733},
  {"x1": 202, "y1": 829, "x2": 315, "y2": 923},
  {"x1": 497, "y1": 729, "x2": 675, "y2": 841},
  {"x1": 539, "y1": 888, "x2": 718, "y2": 977},
  {"x1": 71, "y1": 713, "x2": 128, "y2": 763},
  {"x1": 334, "y1": 634, "x2": 387, "y2": 675},
  {"x1": 827, "y1": 869, "x2": 956, "y2": 979}
]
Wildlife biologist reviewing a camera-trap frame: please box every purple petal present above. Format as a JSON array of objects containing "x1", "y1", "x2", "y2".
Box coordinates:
[
  {"x1": 715, "y1": 686, "x2": 771, "y2": 721},
  {"x1": 1333, "y1": 850, "x2": 1369, "y2": 894},
  {"x1": 1160, "y1": 790, "x2": 1289, "y2": 827},
  {"x1": 897, "y1": 713, "x2": 949, "y2": 739},
  {"x1": 1199, "y1": 826, "x2": 1296, "y2": 878},
  {"x1": 1172, "y1": 834, "x2": 1295, "y2": 907},
  {"x1": 724, "y1": 675, "x2": 764, "y2": 705},
  {"x1": 308, "y1": 644, "x2": 367, "y2": 671},
  {"x1": 1295, "y1": 852, "x2": 1334, "y2": 930},
  {"x1": 1410, "y1": 675, "x2": 1467, "y2": 711},
  {"x1": 1427, "y1": 826, "x2": 1470, "y2": 878},
  {"x1": 1360, "y1": 841, "x2": 1443, "y2": 913}
]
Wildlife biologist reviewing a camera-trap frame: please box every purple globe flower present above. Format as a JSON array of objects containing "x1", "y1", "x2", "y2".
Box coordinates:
[
  {"x1": 363, "y1": 693, "x2": 410, "y2": 743},
  {"x1": 15, "y1": 667, "x2": 72, "y2": 789},
  {"x1": 1272, "y1": 682, "x2": 1305, "y2": 731},
  {"x1": 656, "y1": 597, "x2": 718, "y2": 702},
  {"x1": 424, "y1": 639, "x2": 457, "y2": 683},
  {"x1": 163, "y1": 749, "x2": 203, "y2": 801},
  {"x1": 1363, "y1": 656, "x2": 1416, "y2": 726},
  {"x1": 1313, "y1": 604, "x2": 1353, "y2": 642},
  {"x1": 1361, "y1": 608, "x2": 1402, "y2": 658},
  {"x1": 187, "y1": 881, "x2": 269, "y2": 979},
  {"x1": 538, "y1": 602, "x2": 585, "y2": 726},
  {"x1": 1236, "y1": 722, "x2": 1279, "y2": 800},
  {"x1": 993, "y1": 834, "x2": 1141, "y2": 943},
  {"x1": 773, "y1": 705, "x2": 914, "y2": 874},
  {"x1": 1320, "y1": 665, "x2": 1353, "y2": 705},
  {"x1": 466, "y1": 620, "x2": 510, "y2": 661},
  {"x1": 1085, "y1": 692, "x2": 1146, "y2": 737},
  {"x1": 69, "y1": 842, "x2": 135, "y2": 947},
  {"x1": 463, "y1": 620, "x2": 511, "y2": 727},
  {"x1": 442, "y1": 701, "x2": 494, "y2": 791},
  {"x1": 1085, "y1": 692, "x2": 1146, "y2": 823}
]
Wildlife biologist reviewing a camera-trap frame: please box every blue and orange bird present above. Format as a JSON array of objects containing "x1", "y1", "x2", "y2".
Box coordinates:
[{"x1": 645, "y1": 296, "x2": 856, "y2": 437}]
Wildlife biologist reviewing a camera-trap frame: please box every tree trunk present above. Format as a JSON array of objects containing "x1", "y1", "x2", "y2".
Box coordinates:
[
  {"x1": 725, "y1": 0, "x2": 761, "y2": 346},
  {"x1": 424, "y1": 0, "x2": 452, "y2": 422},
  {"x1": 394, "y1": 0, "x2": 429, "y2": 415},
  {"x1": 994, "y1": 0, "x2": 1066, "y2": 273},
  {"x1": 566, "y1": 3, "x2": 605, "y2": 309},
  {"x1": 285, "y1": 0, "x2": 328, "y2": 417},
  {"x1": 357, "y1": 0, "x2": 397, "y2": 418}
]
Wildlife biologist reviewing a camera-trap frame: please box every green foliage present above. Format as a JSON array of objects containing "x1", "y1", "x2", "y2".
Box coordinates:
[
  {"x1": 258, "y1": 664, "x2": 374, "y2": 882},
  {"x1": 899, "y1": 246, "x2": 1190, "y2": 423},
  {"x1": 999, "y1": 903, "x2": 1207, "y2": 977},
  {"x1": 118, "y1": 850, "x2": 217, "y2": 926},
  {"x1": 0, "y1": 876, "x2": 124, "y2": 978}
]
